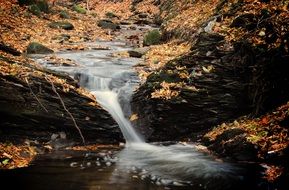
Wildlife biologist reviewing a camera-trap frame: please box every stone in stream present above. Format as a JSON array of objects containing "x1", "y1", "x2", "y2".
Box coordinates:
[
  {"x1": 127, "y1": 47, "x2": 149, "y2": 58},
  {"x1": 97, "y1": 19, "x2": 120, "y2": 30},
  {"x1": 26, "y1": 42, "x2": 54, "y2": 54},
  {"x1": 70, "y1": 162, "x2": 78, "y2": 167},
  {"x1": 134, "y1": 19, "x2": 152, "y2": 25}
]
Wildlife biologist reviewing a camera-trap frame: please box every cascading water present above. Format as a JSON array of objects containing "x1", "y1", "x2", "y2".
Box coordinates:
[
  {"x1": 42, "y1": 41, "x2": 144, "y2": 144},
  {"x1": 91, "y1": 85, "x2": 143, "y2": 143},
  {"x1": 36, "y1": 40, "x2": 243, "y2": 188}
]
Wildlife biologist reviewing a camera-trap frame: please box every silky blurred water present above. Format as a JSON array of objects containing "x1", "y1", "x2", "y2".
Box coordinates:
[{"x1": 19, "y1": 39, "x2": 264, "y2": 190}]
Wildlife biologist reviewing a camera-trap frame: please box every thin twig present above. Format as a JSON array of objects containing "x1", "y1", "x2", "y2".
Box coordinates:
[
  {"x1": 86, "y1": 0, "x2": 90, "y2": 11},
  {"x1": 25, "y1": 78, "x2": 49, "y2": 113},
  {"x1": 45, "y1": 76, "x2": 86, "y2": 145}
]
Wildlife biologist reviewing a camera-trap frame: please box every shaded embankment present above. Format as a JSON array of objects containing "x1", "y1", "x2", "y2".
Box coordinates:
[
  {"x1": 132, "y1": 0, "x2": 289, "y2": 143},
  {"x1": 131, "y1": 0, "x2": 289, "y2": 187},
  {"x1": 0, "y1": 56, "x2": 121, "y2": 144}
]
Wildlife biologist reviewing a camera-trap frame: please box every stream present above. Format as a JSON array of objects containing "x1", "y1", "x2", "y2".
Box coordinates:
[{"x1": 0, "y1": 30, "x2": 264, "y2": 189}]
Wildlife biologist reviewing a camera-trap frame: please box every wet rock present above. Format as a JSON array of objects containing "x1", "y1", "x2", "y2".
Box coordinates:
[
  {"x1": 131, "y1": 32, "x2": 253, "y2": 141},
  {"x1": 204, "y1": 129, "x2": 258, "y2": 161},
  {"x1": 127, "y1": 47, "x2": 149, "y2": 58},
  {"x1": 120, "y1": 21, "x2": 131, "y2": 25},
  {"x1": 26, "y1": 42, "x2": 53, "y2": 54},
  {"x1": 97, "y1": 19, "x2": 120, "y2": 30},
  {"x1": 134, "y1": 19, "x2": 152, "y2": 25},
  {"x1": 230, "y1": 13, "x2": 257, "y2": 30},
  {"x1": 0, "y1": 65, "x2": 122, "y2": 144},
  {"x1": 130, "y1": 26, "x2": 138, "y2": 31},
  {"x1": 48, "y1": 21, "x2": 74, "y2": 30}
]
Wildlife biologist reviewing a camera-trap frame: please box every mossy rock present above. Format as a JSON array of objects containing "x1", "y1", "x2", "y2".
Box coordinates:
[
  {"x1": 97, "y1": 20, "x2": 120, "y2": 30},
  {"x1": 105, "y1": 12, "x2": 118, "y2": 18},
  {"x1": 28, "y1": 4, "x2": 41, "y2": 16},
  {"x1": 52, "y1": 34, "x2": 71, "y2": 42},
  {"x1": 143, "y1": 29, "x2": 161, "y2": 46},
  {"x1": 48, "y1": 21, "x2": 74, "y2": 30},
  {"x1": 36, "y1": 0, "x2": 49, "y2": 13},
  {"x1": 59, "y1": 10, "x2": 70, "y2": 19},
  {"x1": 28, "y1": 1, "x2": 49, "y2": 16},
  {"x1": 26, "y1": 42, "x2": 53, "y2": 54},
  {"x1": 72, "y1": 5, "x2": 86, "y2": 14}
]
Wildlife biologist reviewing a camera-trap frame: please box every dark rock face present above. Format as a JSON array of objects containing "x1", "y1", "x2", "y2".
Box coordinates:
[
  {"x1": 26, "y1": 42, "x2": 54, "y2": 54},
  {"x1": 132, "y1": 31, "x2": 289, "y2": 142},
  {"x1": 0, "y1": 69, "x2": 122, "y2": 144},
  {"x1": 0, "y1": 43, "x2": 21, "y2": 56},
  {"x1": 131, "y1": 33, "x2": 253, "y2": 142}
]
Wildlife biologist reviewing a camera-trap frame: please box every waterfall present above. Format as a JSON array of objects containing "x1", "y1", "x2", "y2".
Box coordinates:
[
  {"x1": 38, "y1": 41, "x2": 239, "y2": 186},
  {"x1": 92, "y1": 89, "x2": 143, "y2": 143}
]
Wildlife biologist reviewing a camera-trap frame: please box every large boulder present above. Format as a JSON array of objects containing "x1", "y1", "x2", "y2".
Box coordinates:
[
  {"x1": 27, "y1": 0, "x2": 49, "y2": 16},
  {"x1": 132, "y1": 32, "x2": 289, "y2": 142},
  {"x1": 131, "y1": 33, "x2": 253, "y2": 141},
  {"x1": 0, "y1": 62, "x2": 122, "y2": 144},
  {"x1": 26, "y1": 42, "x2": 53, "y2": 54}
]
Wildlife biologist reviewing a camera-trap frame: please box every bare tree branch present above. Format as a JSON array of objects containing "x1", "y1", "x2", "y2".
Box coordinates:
[
  {"x1": 45, "y1": 76, "x2": 86, "y2": 145},
  {"x1": 25, "y1": 77, "x2": 49, "y2": 113}
]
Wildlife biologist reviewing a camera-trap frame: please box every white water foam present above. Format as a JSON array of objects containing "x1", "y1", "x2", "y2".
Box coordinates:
[{"x1": 92, "y1": 90, "x2": 143, "y2": 143}]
